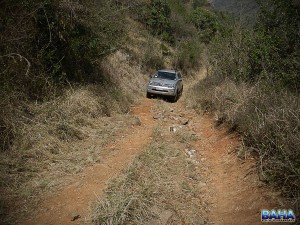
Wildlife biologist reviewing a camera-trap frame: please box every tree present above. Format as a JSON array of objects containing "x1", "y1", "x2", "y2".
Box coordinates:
[
  {"x1": 147, "y1": 0, "x2": 172, "y2": 36},
  {"x1": 190, "y1": 7, "x2": 218, "y2": 43},
  {"x1": 249, "y1": 0, "x2": 300, "y2": 88}
]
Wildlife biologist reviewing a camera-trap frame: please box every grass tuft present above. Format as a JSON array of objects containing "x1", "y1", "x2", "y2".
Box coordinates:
[
  {"x1": 188, "y1": 77, "x2": 300, "y2": 211},
  {"x1": 91, "y1": 128, "x2": 207, "y2": 225}
]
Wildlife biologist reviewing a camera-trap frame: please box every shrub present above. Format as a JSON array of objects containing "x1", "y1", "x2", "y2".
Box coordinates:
[
  {"x1": 249, "y1": 0, "x2": 300, "y2": 88},
  {"x1": 167, "y1": 0, "x2": 198, "y2": 41},
  {"x1": 190, "y1": 7, "x2": 218, "y2": 43},
  {"x1": 173, "y1": 38, "x2": 203, "y2": 73},
  {"x1": 0, "y1": 0, "x2": 125, "y2": 151},
  {"x1": 189, "y1": 78, "x2": 300, "y2": 211},
  {"x1": 207, "y1": 23, "x2": 252, "y2": 82},
  {"x1": 188, "y1": 0, "x2": 300, "y2": 211},
  {"x1": 1, "y1": 0, "x2": 125, "y2": 86},
  {"x1": 143, "y1": 38, "x2": 164, "y2": 70},
  {"x1": 138, "y1": 0, "x2": 172, "y2": 36},
  {"x1": 131, "y1": 0, "x2": 175, "y2": 43}
]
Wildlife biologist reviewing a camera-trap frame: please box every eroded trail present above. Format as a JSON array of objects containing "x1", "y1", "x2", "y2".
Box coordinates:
[
  {"x1": 21, "y1": 90, "x2": 282, "y2": 225},
  {"x1": 156, "y1": 98, "x2": 281, "y2": 225},
  {"x1": 21, "y1": 99, "x2": 156, "y2": 225},
  {"x1": 193, "y1": 115, "x2": 281, "y2": 225}
]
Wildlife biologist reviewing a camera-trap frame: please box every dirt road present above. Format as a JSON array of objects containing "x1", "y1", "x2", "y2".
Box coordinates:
[
  {"x1": 20, "y1": 88, "x2": 282, "y2": 225},
  {"x1": 21, "y1": 100, "x2": 156, "y2": 225}
]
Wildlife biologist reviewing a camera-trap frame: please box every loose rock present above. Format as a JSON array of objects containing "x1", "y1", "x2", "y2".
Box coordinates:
[
  {"x1": 198, "y1": 181, "x2": 207, "y2": 189},
  {"x1": 186, "y1": 149, "x2": 196, "y2": 157},
  {"x1": 71, "y1": 212, "x2": 81, "y2": 221},
  {"x1": 169, "y1": 126, "x2": 177, "y2": 132},
  {"x1": 181, "y1": 118, "x2": 189, "y2": 125},
  {"x1": 153, "y1": 114, "x2": 161, "y2": 120},
  {"x1": 131, "y1": 116, "x2": 141, "y2": 126}
]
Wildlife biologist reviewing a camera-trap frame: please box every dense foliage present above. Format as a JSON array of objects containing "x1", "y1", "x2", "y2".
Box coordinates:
[
  {"x1": 0, "y1": 0, "x2": 125, "y2": 150},
  {"x1": 0, "y1": 0, "x2": 125, "y2": 94},
  {"x1": 190, "y1": 7, "x2": 218, "y2": 43},
  {"x1": 249, "y1": 0, "x2": 300, "y2": 88},
  {"x1": 209, "y1": 0, "x2": 300, "y2": 89},
  {"x1": 130, "y1": 0, "x2": 215, "y2": 71},
  {"x1": 195, "y1": 0, "x2": 300, "y2": 210}
]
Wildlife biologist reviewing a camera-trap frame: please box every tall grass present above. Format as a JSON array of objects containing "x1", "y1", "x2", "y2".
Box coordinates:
[
  {"x1": 0, "y1": 0, "x2": 126, "y2": 151},
  {"x1": 0, "y1": 81, "x2": 141, "y2": 224},
  {"x1": 188, "y1": 20, "x2": 300, "y2": 211}
]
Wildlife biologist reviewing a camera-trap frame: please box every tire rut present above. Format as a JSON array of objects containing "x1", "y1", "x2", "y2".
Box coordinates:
[
  {"x1": 21, "y1": 99, "x2": 156, "y2": 225},
  {"x1": 21, "y1": 87, "x2": 284, "y2": 225}
]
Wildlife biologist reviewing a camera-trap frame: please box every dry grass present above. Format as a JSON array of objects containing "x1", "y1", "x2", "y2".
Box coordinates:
[
  {"x1": 176, "y1": 131, "x2": 198, "y2": 144},
  {"x1": 0, "y1": 14, "x2": 176, "y2": 224},
  {"x1": 99, "y1": 18, "x2": 177, "y2": 103},
  {"x1": 125, "y1": 17, "x2": 177, "y2": 72},
  {"x1": 0, "y1": 81, "x2": 142, "y2": 223},
  {"x1": 101, "y1": 50, "x2": 148, "y2": 100},
  {"x1": 188, "y1": 77, "x2": 300, "y2": 212},
  {"x1": 91, "y1": 127, "x2": 207, "y2": 225}
]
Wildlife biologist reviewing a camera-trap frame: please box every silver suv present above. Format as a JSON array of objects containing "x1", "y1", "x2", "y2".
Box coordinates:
[{"x1": 146, "y1": 69, "x2": 183, "y2": 102}]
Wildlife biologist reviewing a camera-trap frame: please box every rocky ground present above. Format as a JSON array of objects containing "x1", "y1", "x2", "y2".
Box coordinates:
[{"x1": 19, "y1": 95, "x2": 283, "y2": 225}]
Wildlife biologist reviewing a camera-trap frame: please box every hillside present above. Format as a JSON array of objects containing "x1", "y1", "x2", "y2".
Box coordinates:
[
  {"x1": 1, "y1": 0, "x2": 299, "y2": 224},
  {"x1": 212, "y1": 0, "x2": 258, "y2": 20},
  {"x1": 0, "y1": 0, "x2": 205, "y2": 223}
]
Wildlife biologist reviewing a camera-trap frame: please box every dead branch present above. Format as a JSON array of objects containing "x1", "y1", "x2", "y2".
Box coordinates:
[{"x1": 0, "y1": 53, "x2": 31, "y2": 77}]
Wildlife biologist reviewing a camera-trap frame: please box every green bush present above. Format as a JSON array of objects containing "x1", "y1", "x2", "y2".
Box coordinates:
[
  {"x1": 208, "y1": 22, "x2": 252, "y2": 82},
  {"x1": 190, "y1": 7, "x2": 218, "y2": 43},
  {"x1": 0, "y1": 0, "x2": 125, "y2": 151},
  {"x1": 248, "y1": 0, "x2": 300, "y2": 88},
  {"x1": 143, "y1": 39, "x2": 164, "y2": 70},
  {"x1": 142, "y1": 0, "x2": 172, "y2": 36},
  {"x1": 189, "y1": 0, "x2": 300, "y2": 211},
  {"x1": 35, "y1": 0, "x2": 125, "y2": 82},
  {"x1": 0, "y1": 0, "x2": 125, "y2": 89},
  {"x1": 167, "y1": 0, "x2": 198, "y2": 41},
  {"x1": 131, "y1": 0, "x2": 175, "y2": 43},
  {"x1": 173, "y1": 38, "x2": 203, "y2": 72}
]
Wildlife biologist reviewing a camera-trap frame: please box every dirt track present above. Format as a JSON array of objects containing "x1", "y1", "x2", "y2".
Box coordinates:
[
  {"x1": 20, "y1": 81, "x2": 282, "y2": 225},
  {"x1": 21, "y1": 100, "x2": 156, "y2": 225}
]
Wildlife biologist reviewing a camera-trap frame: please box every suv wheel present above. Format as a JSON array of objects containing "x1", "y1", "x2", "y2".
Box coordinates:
[{"x1": 172, "y1": 91, "x2": 178, "y2": 102}]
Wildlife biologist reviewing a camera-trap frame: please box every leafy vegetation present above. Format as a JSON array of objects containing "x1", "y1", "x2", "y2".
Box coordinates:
[
  {"x1": 189, "y1": 0, "x2": 300, "y2": 211},
  {"x1": 0, "y1": 0, "x2": 126, "y2": 151},
  {"x1": 249, "y1": 0, "x2": 300, "y2": 88},
  {"x1": 129, "y1": 0, "x2": 215, "y2": 73},
  {"x1": 1, "y1": 0, "x2": 125, "y2": 86},
  {"x1": 0, "y1": 1, "x2": 137, "y2": 223},
  {"x1": 190, "y1": 7, "x2": 218, "y2": 43},
  {"x1": 173, "y1": 38, "x2": 204, "y2": 72},
  {"x1": 5, "y1": 0, "x2": 299, "y2": 222}
]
